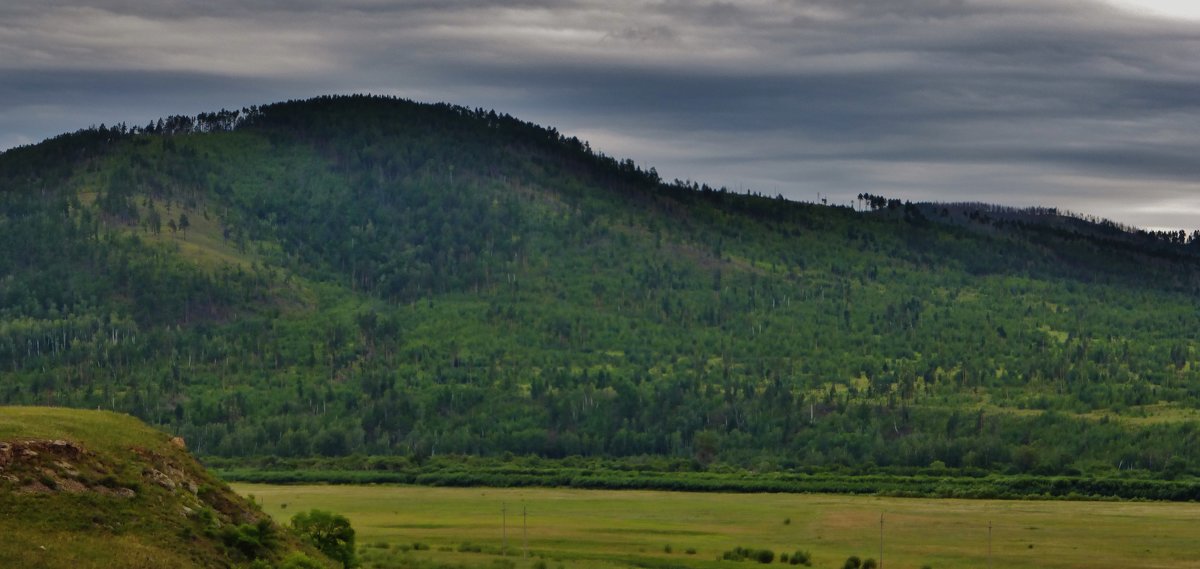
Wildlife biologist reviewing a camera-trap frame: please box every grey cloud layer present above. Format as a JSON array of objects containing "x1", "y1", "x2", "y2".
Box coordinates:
[{"x1": 2, "y1": 0, "x2": 1199, "y2": 228}]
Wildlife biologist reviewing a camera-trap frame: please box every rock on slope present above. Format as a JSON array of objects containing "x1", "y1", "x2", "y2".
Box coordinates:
[{"x1": 0, "y1": 406, "x2": 334, "y2": 568}]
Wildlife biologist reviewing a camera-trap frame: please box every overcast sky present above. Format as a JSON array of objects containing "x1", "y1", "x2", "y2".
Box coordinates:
[{"x1": 2, "y1": 1, "x2": 1199, "y2": 229}]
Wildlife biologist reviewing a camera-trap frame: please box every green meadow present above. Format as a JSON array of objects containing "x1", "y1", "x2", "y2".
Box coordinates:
[{"x1": 234, "y1": 484, "x2": 1200, "y2": 569}]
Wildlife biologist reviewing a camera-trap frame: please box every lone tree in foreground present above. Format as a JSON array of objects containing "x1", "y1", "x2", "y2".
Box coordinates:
[{"x1": 291, "y1": 509, "x2": 357, "y2": 568}]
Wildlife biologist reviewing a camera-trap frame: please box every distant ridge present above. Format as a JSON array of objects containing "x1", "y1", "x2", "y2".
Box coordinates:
[{"x1": 0, "y1": 95, "x2": 1197, "y2": 485}]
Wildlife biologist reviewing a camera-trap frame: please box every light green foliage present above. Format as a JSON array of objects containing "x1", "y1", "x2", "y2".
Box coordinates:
[
  {"x1": 280, "y1": 552, "x2": 330, "y2": 569},
  {"x1": 292, "y1": 509, "x2": 357, "y2": 568}
]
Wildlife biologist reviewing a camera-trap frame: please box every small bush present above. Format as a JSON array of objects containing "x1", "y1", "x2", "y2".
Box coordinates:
[
  {"x1": 664, "y1": 544, "x2": 673, "y2": 554},
  {"x1": 412, "y1": 542, "x2": 431, "y2": 550},
  {"x1": 783, "y1": 518, "x2": 791, "y2": 525},
  {"x1": 291, "y1": 509, "x2": 355, "y2": 568},
  {"x1": 843, "y1": 556, "x2": 862, "y2": 569},
  {"x1": 723, "y1": 547, "x2": 777, "y2": 564},
  {"x1": 685, "y1": 548, "x2": 697, "y2": 555},
  {"x1": 219, "y1": 519, "x2": 278, "y2": 560},
  {"x1": 279, "y1": 553, "x2": 326, "y2": 569},
  {"x1": 533, "y1": 561, "x2": 548, "y2": 569},
  {"x1": 789, "y1": 550, "x2": 812, "y2": 566},
  {"x1": 862, "y1": 559, "x2": 877, "y2": 569}
]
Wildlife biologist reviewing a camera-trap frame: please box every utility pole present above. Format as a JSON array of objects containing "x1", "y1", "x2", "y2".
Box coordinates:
[
  {"x1": 988, "y1": 521, "x2": 993, "y2": 569},
  {"x1": 879, "y1": 513, "x2": 884, "y2": 569},
  {"x1": 502, "y1": 503, "x2": 508, "y2": 549},
  {"x1": 523, "y1": 505, "x2": 528, "y2": 558}
]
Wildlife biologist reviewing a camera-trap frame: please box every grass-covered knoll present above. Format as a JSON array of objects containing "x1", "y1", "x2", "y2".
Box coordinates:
[
  {"x1": 236, "y1": 483, "x2": 1200, "y2": 569},
  {"x1": 3, "y1": 95, "x2": 1200, "y2": 484},
  {"x1": 0, "y1": 407, "x2": 334, "y2": 568},
  {"x1": 0, "y1": 406, "x2": 163, "y2": 453}
]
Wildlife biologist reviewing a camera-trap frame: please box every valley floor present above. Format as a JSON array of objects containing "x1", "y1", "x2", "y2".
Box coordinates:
[{"x1": 233, "y1": 484, "x2": 1200, "y2": 569}]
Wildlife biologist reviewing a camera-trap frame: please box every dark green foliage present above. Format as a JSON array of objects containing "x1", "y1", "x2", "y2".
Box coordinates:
[
  {"x1": 291, "y1": 509, "x2": 357, "y2": 568},
  {"x1": 211, "y1": 454, "x2": 1200, "y2": 501},
  {"x1": 843, "y1": 556, "x2": 861, "y2": 569},
  {"x1": 219, "y1": 518, "x2": 280, "y2": 560},
  {"x1": 861, "y1": 559, "x2": 877, "y2": 569},
  {"x1": 3, "y1": 94, "x2": 1200, "y2": 492},
  {"x1": 788, "y1": 550, "x2": 811, "y2": 566},
  {"x1": 722, "y1": 547, "x2": 775, "y2": 563}
]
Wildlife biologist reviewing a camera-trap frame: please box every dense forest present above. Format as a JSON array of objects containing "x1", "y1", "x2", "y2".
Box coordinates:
[{"x1": 2, "y1": 95, "x2": 1199, "y2": 486}]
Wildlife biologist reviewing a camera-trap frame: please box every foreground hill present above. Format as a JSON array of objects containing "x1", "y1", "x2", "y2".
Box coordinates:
[
  {"x1": 1, "y1": 95, "x2": 1199, "y2": 484},
  {"x1": 0, "y1": 407, "x2": 333, "y2": 568}
]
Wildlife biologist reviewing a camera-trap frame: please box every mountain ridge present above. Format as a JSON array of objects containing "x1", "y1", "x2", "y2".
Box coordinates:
[{"x1": 1, "y1": 94, "x2": 1198, "y2": 483}]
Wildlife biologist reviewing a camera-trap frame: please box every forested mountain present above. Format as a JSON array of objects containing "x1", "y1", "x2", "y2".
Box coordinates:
[{"x1": 2, "y1": 95, "x2": 1199, "y2": 481}]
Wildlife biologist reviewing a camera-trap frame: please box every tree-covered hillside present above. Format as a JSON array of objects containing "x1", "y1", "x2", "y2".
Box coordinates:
[{"x1": 1, "y1": 95, "x2": 1199, "y2": 482}]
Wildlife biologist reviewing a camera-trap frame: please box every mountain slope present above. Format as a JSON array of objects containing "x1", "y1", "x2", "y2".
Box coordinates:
[
  {"x1": 0, "y1": 407, "x2": 333, "y2": 568},
  {"x1": 1, "y1": 95, "x2": 1199, "y2": 480}
]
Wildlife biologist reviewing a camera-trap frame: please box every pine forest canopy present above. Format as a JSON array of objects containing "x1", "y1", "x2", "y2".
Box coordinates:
[{"x1": 1, "y1": 95, "x2": 1199, "y2": 484}]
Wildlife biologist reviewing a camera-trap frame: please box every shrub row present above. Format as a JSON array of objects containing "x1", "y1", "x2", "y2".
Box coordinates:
[{"x1": 216, "y1": 466, "x2": 1200, "y2": 501}]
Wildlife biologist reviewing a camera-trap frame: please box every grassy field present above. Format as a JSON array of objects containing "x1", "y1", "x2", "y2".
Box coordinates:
[{"x1": 234, "y1": 484, "x2": 1200, "y2": 569}]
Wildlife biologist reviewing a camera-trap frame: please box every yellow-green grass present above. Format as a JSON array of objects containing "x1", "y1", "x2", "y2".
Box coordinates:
[
  {"x1": 80, "y1": 190, "x2": 258, "y2": 271},
  {"x1": 0, "y1": 408, "x2": 204, "y2": 568},
  {"x1": 0, "y1": 406, "x2": 167, "y2": 455},
  {"x1": 0, "y1": 407, "x2": 334, "y2": 568},
  {"x1": 235, "y1": 484, "x2": 1200, "y2": 569}
]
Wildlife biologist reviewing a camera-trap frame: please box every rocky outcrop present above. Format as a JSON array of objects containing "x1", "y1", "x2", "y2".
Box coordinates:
[{"x1": 0, "y1": 439, "x2": 138, "y2": 497}]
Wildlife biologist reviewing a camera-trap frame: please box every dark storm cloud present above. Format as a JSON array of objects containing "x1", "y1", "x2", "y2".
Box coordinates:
[{"x1": 2, "y1": 0, "x2": 1199, "y2": 229}]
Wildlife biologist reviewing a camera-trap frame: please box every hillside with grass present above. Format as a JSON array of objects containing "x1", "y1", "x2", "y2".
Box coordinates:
[
  {"x1": 1, "y1": 95, "x2": 1199, "y2": 492},
  {"x1": 0, "y1": 406, "x2": 335, "y2": 568}
]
